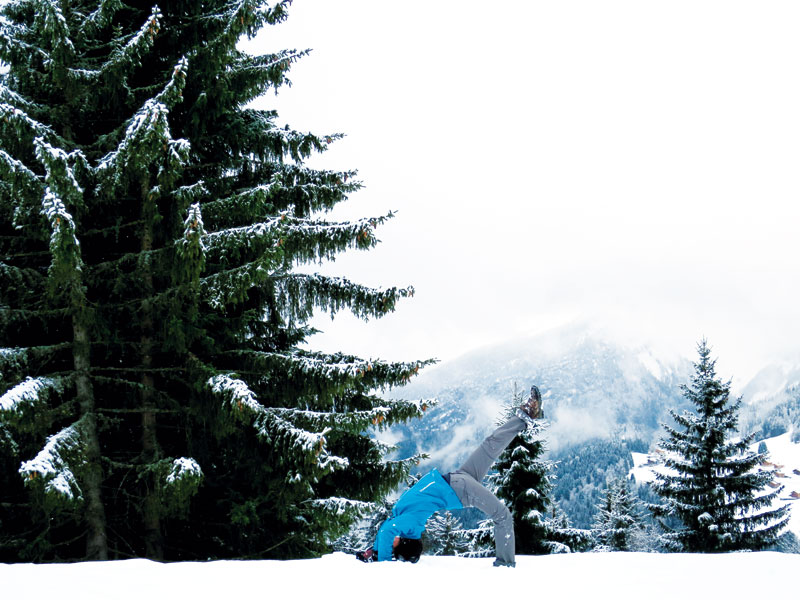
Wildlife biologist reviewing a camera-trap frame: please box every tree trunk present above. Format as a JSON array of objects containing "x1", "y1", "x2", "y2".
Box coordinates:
[
  {"x1": 73, "y1": 314, "x2": 108, "y2": 560},
  {"x1": 140, "y1": 180, "x2": 163, "y2": 560}
]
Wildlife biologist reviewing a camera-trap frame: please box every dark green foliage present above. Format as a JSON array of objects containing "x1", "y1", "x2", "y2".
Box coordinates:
[
  {"x1": 651, "y1": 340, "x2": 790, "y2": 552},
  {"x1": 491, "y1": 428, "x2": 555, "y2": 554},
  {"x1": 0, "y1": 0, "x2": 428, "y2": 561},
  {"x1": 489, "y1": 391, "x2": 590, "y2": 554}
]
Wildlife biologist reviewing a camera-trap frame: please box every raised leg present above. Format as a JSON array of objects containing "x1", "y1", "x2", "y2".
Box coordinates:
[{"x1": 455, "y1": 416, "x2": 525, "y2": 483}]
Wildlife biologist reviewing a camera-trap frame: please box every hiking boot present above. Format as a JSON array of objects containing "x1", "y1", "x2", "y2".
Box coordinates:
[
  {"x1": 355, "y1": 548, "x2": 376, "y2": 562},
  {"x1": 517, "y1": 385, "x2": 543, "y2": 422},
  {"x1": 493, "y1": 558, "x2": 516, "y2": 568}
]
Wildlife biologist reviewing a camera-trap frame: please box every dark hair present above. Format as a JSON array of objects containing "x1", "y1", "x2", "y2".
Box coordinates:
[{"x1": 393, "y1": 537, "x2": 422, "y2": 563}]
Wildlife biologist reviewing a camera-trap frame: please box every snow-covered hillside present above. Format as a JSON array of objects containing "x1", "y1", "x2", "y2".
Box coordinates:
[
  {"x1": 631, "y1": 431, "x2": 800, "y2": 536},
  {"x1": 2, "y1": 551, "x2": 799, "y2": 600}
]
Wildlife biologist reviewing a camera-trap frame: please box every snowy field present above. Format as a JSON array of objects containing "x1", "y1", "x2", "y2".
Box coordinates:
[{"x1": 2, "y1": 551, "x2": 799, "y2": 600}]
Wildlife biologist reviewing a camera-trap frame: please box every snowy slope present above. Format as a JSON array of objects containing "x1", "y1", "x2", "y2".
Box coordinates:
[
  {"x1": 630, "y1": 431, "x2": 800, "y2": 536},
  {"x1": 2, "y1": 552, "x2": 799, "y2": 600}
]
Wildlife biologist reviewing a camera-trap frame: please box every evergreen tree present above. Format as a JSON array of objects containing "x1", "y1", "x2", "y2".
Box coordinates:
[
  {"x1": 458, "y1": 517, "x2": 493, "y2": 558},
  {"x1": 423, "y1": 511, "x2": 469, "y2": 556},
  {"x1": 592, "y1": 477, "x2": 645, "y2": 551},
  {"x1": 489, "y1": 385, "x2": 589, "y2": 554},
  {"x1": 651, "y1": 340, "x2": 789, "y2": 552},
  {"x1": 332, "y1": 499, "x2": 392, "y2": 555},
  {"x1": 546, "y1": 505, "x2": 592, "y2": 553},
  {"x1": 0, "y1": 0, "x2": 429, "y2": 561}
]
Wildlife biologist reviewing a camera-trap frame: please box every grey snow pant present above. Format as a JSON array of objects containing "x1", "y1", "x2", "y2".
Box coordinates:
[{"x1": 447, "y1": 416, "x2": 525, "y2": 565}]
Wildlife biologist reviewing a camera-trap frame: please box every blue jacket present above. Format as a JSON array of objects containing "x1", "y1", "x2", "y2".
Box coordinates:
[{"x1": 374, "y1": 469, "x2": 463, "y2": 561}]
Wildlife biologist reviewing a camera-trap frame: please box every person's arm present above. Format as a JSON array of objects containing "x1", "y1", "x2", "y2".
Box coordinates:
[{"x1": 374, "y1": 517, "x2": 398, "y2": 561}]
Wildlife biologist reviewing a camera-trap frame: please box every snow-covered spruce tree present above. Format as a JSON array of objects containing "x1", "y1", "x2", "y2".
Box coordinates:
[
  {"x1": 0, "y1": 1, "x2": 429, "y2": 561},
  {"x1": 651, "y1": 340, "x2": 789, "y2": 553},
  {"x1": 489, "y1": 387, "x2": 590, "y2": 554},
  {"x1": 459, "y1": 518, "x2": 493, "y2": 558},
  {"x1": 592, "y1": 477, "x2": 645, "y2": 551},
  {"x1": 422, "y1": 510, "x2": 470, "y2": 556}
]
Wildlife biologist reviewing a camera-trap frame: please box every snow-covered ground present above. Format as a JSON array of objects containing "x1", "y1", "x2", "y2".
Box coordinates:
[
  {"x1": 2, "y1": 551, "x2": 799, "y2": 600},
  {"x1": 631, "y1": 431, "x2": 800, "y2": 536}
]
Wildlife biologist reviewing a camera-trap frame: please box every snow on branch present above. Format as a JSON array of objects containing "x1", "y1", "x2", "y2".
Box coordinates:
[
  {"x1": 254, "y1": 407, "x2": 331, "y2": 453},
  {"x1": 202, "y1": 212, "x2": 385, "y2": 270},
  {"x1": 0, "y1": 148, "x2": 40, "y2": 192},
  {"x1": 223, "y1": 350, "x2": 433, "y2": 399},
  {"x1": 0, "y1": 345, "x2": 67, "y2": 382},
  {"x1": 0, "y1": 347, "x2": 28, "y2": 378},
  {"x1": 227, "y1": 49, "x2": 310, "y2": 103},
  {"x1": 96, "y1": 90, "x2": 190, "y2": 192},
  {"x1": 207, "y1": 373, "x2": 262, "y2": 414},
  {"x1": 78, "y1": 0, "x2": 124, "y2": 35},
  {"x1": 274, "y1": 273, "x2": 415, "y2": 322},
  {"x1": 278, "y1": 213, "x2": 393, "y2": 266},
  {"x1": 32, "y1": 0, "x2": 75, "y2": 66},
  {"x1": 200, "y1": 178, "x2": 282, "y2": 228},
  {"x1": 0, "y1": 102, "x2": 57, "y2": 142},
  {"x1": 199, "y1": 251, "x2": 280, "y2": 309},
  {"x1": 304, "y1": 497, "x2": 375, "y2": 519},
  {"x1": 201, "y1": 0, "x2": 292, "y2": 44},
  {"x1": 19, "y1": 416, "x2": 86, "y2": 502},
  {"x1": 207, "y1": 374, "x2": 341, "y2": 470},
  {"x1": 41, "y1": 186, "x2": 83, "y2": 285},
  {"x1": 0, "y1": 82, "x2": 36, "y2": 111},
  {"x1": 166, "y1": 456, "x2": 202, "y2": 484},
  {"x1": 154, "y1": 56, "x2": 189, "y2": 109},
  {"x1": 175, "y1": 202, "x2": 206, "y2": 284},
  {"x1": 162, "y1": 456, "x2": 203, "y2": 513},
  {"x1": 243, "y1": 111, "x2": 342, "y2": 163},
  {"x1": 0, "y1": 375, "x2": 64, "y2": 413},
  {"x1": 72, "y1": 5, "x2": 162, "y2": 82},
  {"x1": 0, "y1": 16, "x2": 49, "y2": 68},
  {"x1": 34, "y1": 137, "x2": 86, "y2": 211}
]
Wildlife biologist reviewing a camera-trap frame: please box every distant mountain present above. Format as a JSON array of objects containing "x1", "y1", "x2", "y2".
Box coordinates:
[
  {"x1": 738, "y1": 362, "x2": 800, "y2": 441},
  {"x1": 388, "y1": 321, "x2": 694, "y2": 473},
  {"x1": 740, "y1": 362, "x2": 800, "y2": 405}
]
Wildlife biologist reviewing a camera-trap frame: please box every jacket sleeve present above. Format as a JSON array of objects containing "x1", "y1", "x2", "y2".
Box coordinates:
[{"x1": 374, "y1": 517, "x2": 398, "y2": 561}]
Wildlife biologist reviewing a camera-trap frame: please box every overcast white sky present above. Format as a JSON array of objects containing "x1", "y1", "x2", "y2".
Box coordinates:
[{"x1": 242, "y1": 0, "x2": 800, "y2": 384}]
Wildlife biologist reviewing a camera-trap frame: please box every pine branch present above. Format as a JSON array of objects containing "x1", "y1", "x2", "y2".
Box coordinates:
[
  {"x1": 77, "y1": 0, "x2": 124, "y2": 35},
  {"x1": 19, "y1": 414, "x2": 87, "y2": 504},
  {"x1": 0, "y1": 102, "x2": 58, "y2": 146},
  {"x1": 225, "y1": 48, "x2": 310, "y2": 104},
  {"x1": 0, "y1": 375, "x2": 66, "y2": 414},
  {"x1": 70, "y1": 5, "x2": 162, "y2": 83},
  {"x1": 274, "y1": 273, "x2": 415, "y2": 322}
]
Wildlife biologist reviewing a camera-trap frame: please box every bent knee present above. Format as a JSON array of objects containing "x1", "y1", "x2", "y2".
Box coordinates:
[{"x1": 491, "y1": 503, "x2": 512, "y2": 524}]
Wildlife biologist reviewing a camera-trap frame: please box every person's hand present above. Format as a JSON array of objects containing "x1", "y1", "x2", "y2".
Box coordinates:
[{"x1": 355, "y1": 548, "x2": 376, "y2": 562}]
